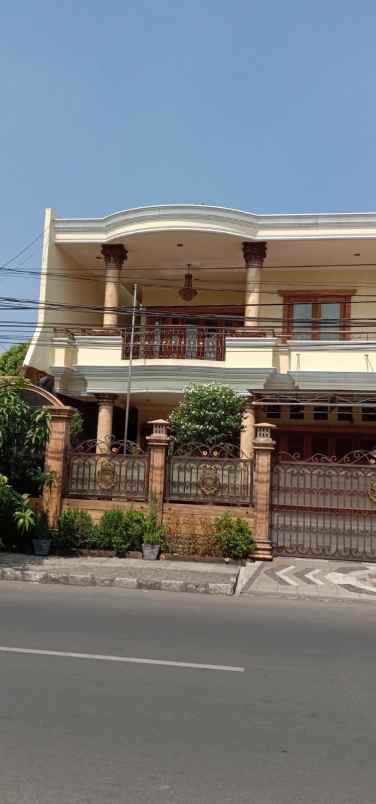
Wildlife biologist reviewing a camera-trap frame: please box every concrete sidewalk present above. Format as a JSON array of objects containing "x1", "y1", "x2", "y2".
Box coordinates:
[
  {"x1": 2, "y1": 553, "x2": 376, "y2": 601},
  {"x1": 241, "y1": 556, "x2": 376, "y2": 601},
  {"x1": 0, "y1": 554, "x2": 238, "y2": 596}
]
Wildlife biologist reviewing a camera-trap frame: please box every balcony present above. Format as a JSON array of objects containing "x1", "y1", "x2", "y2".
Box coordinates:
[
  {"x1": 51, "y1": 321, "x2": 376, "y2": 399},
  {"x1": 122, "y1": 325, "x2": 227, "y2": 361}
]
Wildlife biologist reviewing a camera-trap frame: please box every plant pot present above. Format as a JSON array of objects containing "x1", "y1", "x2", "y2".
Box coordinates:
[
  {"x1": 142, "y1": 544, "x2": 160, "y2": 561},
  {"x1": 32, "y1": 539, "x2": 51, "y2": 557}
]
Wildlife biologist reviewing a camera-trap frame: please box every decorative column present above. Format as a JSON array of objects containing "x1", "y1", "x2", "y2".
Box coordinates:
[
  {"x1": 43, "y1": 407, "x2": 75, "y2": 529},
  {"x1": 96, "y1": 394, "x2": 116, "y2": 453},
  {"x1": 253, "y1": 421, "x2": 276, "y2": 560},
  {"x1": 242, "y1": 241, "x2": 267, "y2": 329},
  {"x1": 240, "y1": 404, "x2": 256, "y2": 458},
  {"x1": 146, "y1": 419, "x2": 170, "y2": 516},
  {"x1": 101, "y1": 244, "x2": 128, "y2": 328}
]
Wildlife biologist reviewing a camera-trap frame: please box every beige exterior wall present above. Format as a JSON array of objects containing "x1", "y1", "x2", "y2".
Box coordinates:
[
  {"x1": 259, "y1": 267, "x2": 376, "y2": 332},
  {"x1": 25, "y1": 209, "x2": 104, "y2": 373}
]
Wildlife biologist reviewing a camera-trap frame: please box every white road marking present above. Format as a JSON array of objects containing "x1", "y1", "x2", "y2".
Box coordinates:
[
  {"x1": 326, "y1": 571, "x2": 376, "y2": 593},
  {"x1": 276, "y1": 566, "x2": 298, "y2": 586},
  {"x1": 0, "y1": 646, "x2": 244, "y2": 673},
  {"x1": 305, "y1": 569, "x2": 324, "y2": 586}
]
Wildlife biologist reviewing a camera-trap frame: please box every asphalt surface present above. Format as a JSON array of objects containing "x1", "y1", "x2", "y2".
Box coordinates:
[{"x1": 0, "y1": 583, "x2": 375, "y2": 804}]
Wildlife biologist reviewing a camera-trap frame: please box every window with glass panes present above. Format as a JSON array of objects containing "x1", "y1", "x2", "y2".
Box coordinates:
[{"x1": 281, "y1": 293, "x2": 351, "y2": 340}]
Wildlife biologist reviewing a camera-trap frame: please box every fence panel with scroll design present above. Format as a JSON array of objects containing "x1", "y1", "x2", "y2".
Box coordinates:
[
  {"x1": 166, "y1": 443, "x2": 253, "y2": 506},
  {"x1": 271, "y1": 450, "x2": 376, "y2": 561},
  {"x1": 66, "y1": 439, "x2": 149, "y2": 501}
]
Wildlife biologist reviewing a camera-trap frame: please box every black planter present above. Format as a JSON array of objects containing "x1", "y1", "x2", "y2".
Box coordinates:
[{"x1": 32, "y1": 539, "x2": 51, "y2": 557}]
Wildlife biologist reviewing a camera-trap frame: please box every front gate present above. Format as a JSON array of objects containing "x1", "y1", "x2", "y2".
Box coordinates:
[{"x1": 271, "y1": 451, "x2": 376, "y2": 561}]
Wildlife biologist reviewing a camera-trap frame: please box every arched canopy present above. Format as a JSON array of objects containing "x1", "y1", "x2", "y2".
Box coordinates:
[{"x1": 0, "y1": 380, "x2": 64, "y2": 409}]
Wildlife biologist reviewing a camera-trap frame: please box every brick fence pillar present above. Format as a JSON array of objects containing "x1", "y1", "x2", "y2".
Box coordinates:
[
  {"x1": 146, "y1": 419, "x2": 170, "y2": 516},
  {"x1": 43, "y1": 407, "x2": 75, "y2": 529},
  {"x1": 253, "y1": 422, "x2": 276, "y2": 560}
]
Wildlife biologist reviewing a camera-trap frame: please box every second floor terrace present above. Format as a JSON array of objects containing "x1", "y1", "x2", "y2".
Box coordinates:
[{"x1": 24, "y1": 203, "x2": 376, "y2": 392}]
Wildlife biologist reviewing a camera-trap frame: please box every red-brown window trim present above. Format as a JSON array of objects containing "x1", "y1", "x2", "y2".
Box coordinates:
[{"x1": 278, "y1": 290, "x2": 354, "y2": 341}]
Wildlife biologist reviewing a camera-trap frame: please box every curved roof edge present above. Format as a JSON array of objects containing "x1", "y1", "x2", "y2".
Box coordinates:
[{"x1": 53, "y1": 203, "x2": 376, "y2": 243}]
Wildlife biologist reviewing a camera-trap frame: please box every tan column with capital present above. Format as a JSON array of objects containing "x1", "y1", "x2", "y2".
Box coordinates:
[
  {"x1": 242, "y1": 241, "x2": 267, "y2": 329},
  {"x1": 96, "y1": 395, "x2": 116, "y2": 453},
  {"x1": 43, "y1": 407, "x2": 74, "y2": 529},
  {"x1": 253, "y1": 422, "x2": 276, "y2": 560},
  {"x1": 146, "y1": 419, "x2": 170, "y2": 517},
  {"x1": 101, "y1": 244, "x2": 127, "y2": 328},
  {"x1": 240, "y1": 404, "x2": 256, "y2": 458}
]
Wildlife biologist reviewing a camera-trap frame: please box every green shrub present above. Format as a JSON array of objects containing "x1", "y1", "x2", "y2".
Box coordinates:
[
  {"x1": 213, "y1": 512, "x2": 255, "y2": 560},
  {"x1": 96, "y1": 509, "x2": 130, "y2": 553},
  {"x1": 95, "y1": 509, "x2": 147, "y2": 553},
  {"x1": 169, "y1": 383, "x2": 246, "y2": 446},
  {"x1": 143, "y1": 498, "x2": 165, "y2": 546},
  {"x1": 34, "y1": 510, "x2": 50, "y2": 540},
  {"x1": 0, "y1": 475, "x2": 29, "y2": 551},
  {"x1": 55, "y1": 508, "x2": 93, "y2": 553},
  {"x1": 123, "y1": 510, "x2": 147, "y2": 550}
]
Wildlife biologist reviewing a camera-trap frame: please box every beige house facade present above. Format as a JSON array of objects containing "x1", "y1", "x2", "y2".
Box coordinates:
[{"x1": 25, "y1": 203, "x2": 376, "y2": 460}]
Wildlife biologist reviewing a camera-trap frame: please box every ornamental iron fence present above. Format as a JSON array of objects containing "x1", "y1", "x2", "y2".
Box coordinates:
[
  {"x1": 271, "y1": 450, "x2": 376, "y2": 561},
  {"x1": 122, "y1": 325, "x2": 226, "y2": 361},
  {"x1": 166, "y1": 442, "x2": 253, "y2": 506},
  {"x1": 66, "y1": 438, "x2": 149, "y2": 501}
]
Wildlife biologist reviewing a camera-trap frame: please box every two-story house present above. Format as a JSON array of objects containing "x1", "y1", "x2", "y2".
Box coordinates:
[{"x1": 25, "y1": 203, "x2": 376, "y2": 460}]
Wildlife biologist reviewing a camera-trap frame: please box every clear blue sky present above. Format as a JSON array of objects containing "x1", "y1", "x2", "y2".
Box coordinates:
[{"x1": 1, "y1": 0, "x2": 376, "y2": 339}]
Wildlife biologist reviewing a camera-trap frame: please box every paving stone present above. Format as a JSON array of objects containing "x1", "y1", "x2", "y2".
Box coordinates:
[
  {"x1": 22, "y1": 570, "x2": 48, "y2": 583},
  {"x1": 2, "y1": 569, "x2": 23, "y2": 581},
  {"x1": 208, "y1": 582, "x2": 234, "y2": 596},
  {"x1": 46, "y1": 573, "x2": 70, "y2": 584},
  {"x1": 95, "y1": 576, "x2": 115, "y2": 587},
  {"x1": 113, "y1": 577, "x2": 138, "y2": 589},
  {"x1": 160, "y1": 580, "x2": 186, "y2": 592},
  {"x1": 67, "y1": 574, "x2": 95, "y2": 586}
]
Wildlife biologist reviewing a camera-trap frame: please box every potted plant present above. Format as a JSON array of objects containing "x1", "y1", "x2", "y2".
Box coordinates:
[
  {"x1": 14, "y1": 494, "x2": 36, "y2": 552},
  {"x1": 142, "y1": 499, "x2": 165, "y2": 560},
  {"x1": 32, "y1": 510, "x2": 51, "y2": 556}
]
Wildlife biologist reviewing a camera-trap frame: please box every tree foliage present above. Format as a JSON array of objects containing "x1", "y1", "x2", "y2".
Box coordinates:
[
  {"x1": 0, "y1": 343, "x2": 28, "y2": 375},
  {"x1": 0, "y1": 388, "x2": 51, "y2": 494},
  {"x1": 169, "y1": 384, "x2": 246, "y2": 446}
]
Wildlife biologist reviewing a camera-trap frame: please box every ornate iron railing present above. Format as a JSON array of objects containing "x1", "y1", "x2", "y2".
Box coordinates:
[
  {"x1": 271, "y1": 451, "x2": 376, "y2": 561},
  {"x1": 66, "y1": 439, "x2": 149, "y2": 500},
  {"x1": 166, "y1": 442, "x2": 253, "y2": 506},
  {"x1": 122, "y1": 325, "x2": 226, "y2": 361}
]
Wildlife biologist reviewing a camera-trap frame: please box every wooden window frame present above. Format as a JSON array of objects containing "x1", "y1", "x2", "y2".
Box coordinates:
[{"x1": 279, "y1": 291, "x2": 353, "y2": 341}]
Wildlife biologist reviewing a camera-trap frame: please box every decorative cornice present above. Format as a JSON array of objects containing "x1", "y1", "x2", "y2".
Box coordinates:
[
  {"x1": 52, "y1": 365, "x2": 276, "y2": 396},
  {"x1": 52, "y1": 203, "x2": 376, "y2": 244}
]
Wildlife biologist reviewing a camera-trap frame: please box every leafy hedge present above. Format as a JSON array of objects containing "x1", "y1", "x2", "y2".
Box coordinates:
[{"x1": 55, "y1": 508, "x2": 148, "y2": 555}]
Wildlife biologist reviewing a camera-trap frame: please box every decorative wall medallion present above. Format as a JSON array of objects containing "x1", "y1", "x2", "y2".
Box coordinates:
[
  {"x1": 200, "y1": 465, "x2": 221, "y2": 496},
  {"x1": 368, "y1": 479, "x2": 376, "y2": 503},
  {"x1": 96, "y1": 459, "x2": 116, "y2": 491}
]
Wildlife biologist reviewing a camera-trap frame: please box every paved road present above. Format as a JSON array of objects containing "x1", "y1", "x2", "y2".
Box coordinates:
[{"x1": 0, "y1": 583, "x2": 375, "y2": 804}]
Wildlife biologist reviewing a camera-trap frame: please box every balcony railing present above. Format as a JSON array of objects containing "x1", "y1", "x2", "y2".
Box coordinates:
[{"x1": 122, "y1": 325, "x2": 227, "y2": 361}]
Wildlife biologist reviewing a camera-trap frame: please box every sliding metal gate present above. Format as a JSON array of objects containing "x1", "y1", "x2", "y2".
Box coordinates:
[{"x1": 271, "y1": 451, "x2": 376, "y2": 561}]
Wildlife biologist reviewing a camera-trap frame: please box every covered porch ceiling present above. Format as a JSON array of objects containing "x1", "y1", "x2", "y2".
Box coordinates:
[{"x1": 57, "y1": 229, "x2": 376, "y2": 291}]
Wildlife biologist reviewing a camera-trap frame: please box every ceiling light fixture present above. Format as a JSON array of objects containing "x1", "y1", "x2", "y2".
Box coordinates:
[{"x1": 179, "y1": 264, "x2": 198, "y2": 301}]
